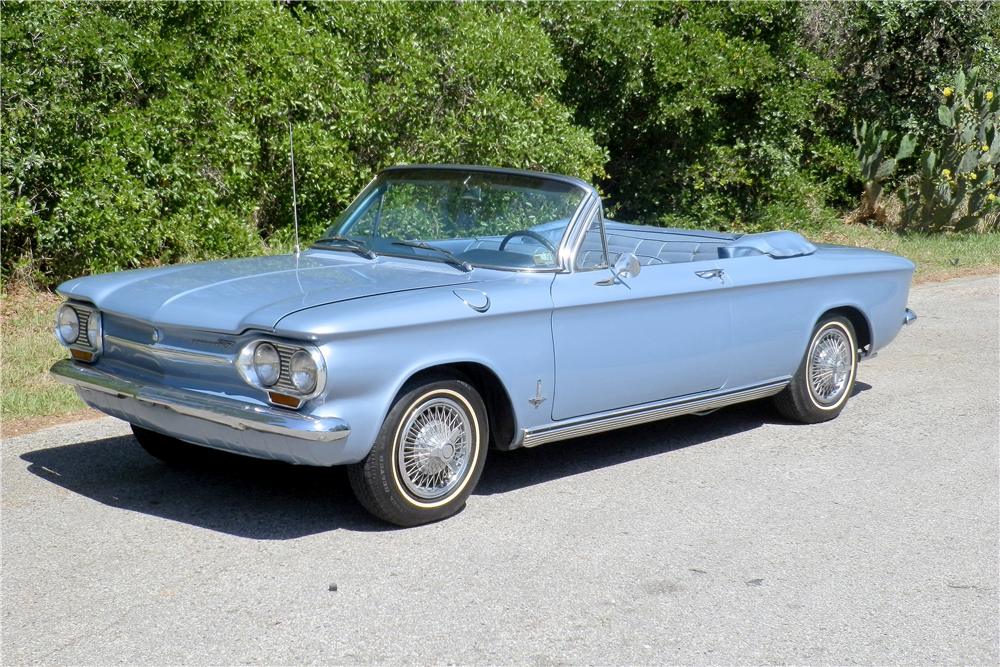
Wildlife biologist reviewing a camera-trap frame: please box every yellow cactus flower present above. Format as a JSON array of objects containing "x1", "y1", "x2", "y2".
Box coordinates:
[
  {"x1": 989, "y1": 194, "x2": 997, "y2": 202},
  {"x1": 985, "y1": 144, "x2": 991, "y2": 152},
  {"x1": 988, "y1": 91, "x2": 995, "y2": 101},
  {"x1": 943, "y1": 87, "x2": 953, "y2": 97},
  {"x1": 970, "y1": 173, "x2": 977, "y2": 180},
  {"x1": 942, "y1": 169, "x2": 951, "y2": 178}
]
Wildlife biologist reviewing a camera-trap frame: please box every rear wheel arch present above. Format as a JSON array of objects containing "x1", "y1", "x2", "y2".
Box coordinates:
[{"x1": 819, "y1": 306, "x2": 871, "y2": 353}]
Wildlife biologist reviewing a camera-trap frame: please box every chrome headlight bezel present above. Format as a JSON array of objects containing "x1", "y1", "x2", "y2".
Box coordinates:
[
  {"x1": 236, "y1": 338, "x2": 327, "y2": 405},
  {"x1": 55, "y1": 304, "x2": 80, "y2": 345},
  {"x1": 55, "y1": 302, "x2": 103, "y2": 359}
]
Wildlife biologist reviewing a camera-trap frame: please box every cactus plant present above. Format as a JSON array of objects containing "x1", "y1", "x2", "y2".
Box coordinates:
[
  {"x1": 852, "y1": 121, "x2": 917, "y2": 223},
  {"x1": 900, "y1": 68, "x2": 1000, "y2": 232}
]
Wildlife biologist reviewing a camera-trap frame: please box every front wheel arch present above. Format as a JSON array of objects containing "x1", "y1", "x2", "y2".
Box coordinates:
[{"x1": 393, "y1": 362, "x2": 517, "y2": 451}]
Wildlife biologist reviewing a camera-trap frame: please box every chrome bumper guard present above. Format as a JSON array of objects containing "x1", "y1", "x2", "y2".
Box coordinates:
[
  {"x1": 49, "y1": 359, "x2": 350, "y2": 443},
  {"x1": 903, "y1": 308, "x2": 917, "y2": 325}
]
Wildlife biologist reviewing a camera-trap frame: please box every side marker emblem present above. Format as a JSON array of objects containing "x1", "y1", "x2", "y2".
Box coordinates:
[{"x1": 528, "y1": 380, "x2": 547, "y2": 408}]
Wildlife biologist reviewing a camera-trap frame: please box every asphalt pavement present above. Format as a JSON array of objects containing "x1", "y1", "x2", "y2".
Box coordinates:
[{"x1": 2, "y1": 275, "x2": 997, "y2": 665}]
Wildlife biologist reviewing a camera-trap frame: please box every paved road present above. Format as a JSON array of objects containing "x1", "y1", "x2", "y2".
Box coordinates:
[{"x1": 2, "y1": 276, "x2": 997, "y2": 665}]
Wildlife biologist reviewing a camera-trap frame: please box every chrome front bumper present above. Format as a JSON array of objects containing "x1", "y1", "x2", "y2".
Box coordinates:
[{"x1": 50, "y1": 359, "x2": 350, "y2": 443}]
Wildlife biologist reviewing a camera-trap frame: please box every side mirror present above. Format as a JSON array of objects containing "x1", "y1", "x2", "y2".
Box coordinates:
[
  {"x1": 595, "y1": 252, "x2": 640, "y2": 286},
  {"x1": 613, "y1": 252, "x2": 640, "y2": 279}
]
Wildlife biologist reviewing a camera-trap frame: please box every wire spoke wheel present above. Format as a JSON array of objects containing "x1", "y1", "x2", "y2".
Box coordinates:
[
  {"x1": 807, "y1": 328, "x2": 852, "y2": 405},
  {"x1": 774, "y1": 316, "x2": 858, "y2": 424},
  {"x1": 397, "y1": 397, "x2": 473, "y2": 500},
  {"x1": 349, "y1": 378, "x2": 488, "y2": 526}
]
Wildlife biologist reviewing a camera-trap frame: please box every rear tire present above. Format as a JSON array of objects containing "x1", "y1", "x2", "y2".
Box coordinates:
[
  {"x1": 131, "y1": 424, "x2": 208, "y2": 466},
  {"x1": 348, "y1": 378, "x2": 488, "y2": 527},
  {"x1": 774, "y1": 316, "x2": 858, "y2": 424}
]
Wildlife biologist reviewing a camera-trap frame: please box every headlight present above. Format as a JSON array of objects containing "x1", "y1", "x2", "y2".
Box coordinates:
[
  {"x1": 236, "y1": 338, "x2": 326, "y2": 404},
  {"x1": 289, "y1": 350, "x2": 318, "y2": 393},
  {"x1": 56, "y1": 304, "x2": 80, "y2": 345},
  {"x1": 253, "y1": 343, "x2": 280, "y2": 386},
  {"x1": 86, "y1": 311, "x2": 102, "y2": 348}
]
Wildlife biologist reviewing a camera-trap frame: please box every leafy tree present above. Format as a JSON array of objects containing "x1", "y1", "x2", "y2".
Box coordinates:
[
  {"x1": 540, "y1": 0, "x2": 839, "y2": 231},
  {"x1": 1, "y1": 0, "x2": 603, "y2": 283}
]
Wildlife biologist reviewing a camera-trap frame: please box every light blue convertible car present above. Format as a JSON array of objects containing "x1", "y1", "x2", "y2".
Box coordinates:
[{"x1": 51, "y1": 166, "x2": 916, "y2": 525}]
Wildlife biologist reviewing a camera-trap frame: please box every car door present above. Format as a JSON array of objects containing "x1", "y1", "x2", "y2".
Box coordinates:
[{"x1": 549, "y1": 209, "x2": 733, "y2": 421}]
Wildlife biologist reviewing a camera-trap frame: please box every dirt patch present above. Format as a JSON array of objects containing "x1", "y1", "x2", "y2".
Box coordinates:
[
  {"x1": 0, "y1": 408, "x2": 107, "y2": 438},
  {"x1": 912, "y1": 265, "x2": 1000, "y2": 285},
  {"x1": 0, "y1": 284, "x2": 62, "y2": 323}
]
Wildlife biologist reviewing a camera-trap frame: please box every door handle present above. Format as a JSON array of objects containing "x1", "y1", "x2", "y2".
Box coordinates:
[{"x1": 695, "y1": 268, "x2": 725, "y2": 284}]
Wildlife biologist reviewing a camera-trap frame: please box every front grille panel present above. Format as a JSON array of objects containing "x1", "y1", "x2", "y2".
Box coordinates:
[
  {"x1": 273, "y1": 343, "x2": 303, "y2": 394},
  {"x1": 70, "y1": 304, "x2": 92, "y2": 346}
]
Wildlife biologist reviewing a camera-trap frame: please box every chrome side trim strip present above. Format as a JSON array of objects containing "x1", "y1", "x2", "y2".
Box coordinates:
[
  {"x1": 105, "y1": 335, "x2": 233, "y2": 365},
  {"x1": 521, "y1": 379, "x2": 790, "y2": 448},
  {"x1": 50, "y1": 359, "x2": 350, "y2": 442}
]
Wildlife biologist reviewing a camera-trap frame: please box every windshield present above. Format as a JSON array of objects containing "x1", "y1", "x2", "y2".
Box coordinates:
[{"x1": 316, "y1": 168, "x2": 588, "y2": 270}]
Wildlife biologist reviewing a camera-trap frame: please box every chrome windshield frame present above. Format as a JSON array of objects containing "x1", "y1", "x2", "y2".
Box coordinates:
[{"x1": 317, "y1": 165, "x2": 600, "y2": 274}]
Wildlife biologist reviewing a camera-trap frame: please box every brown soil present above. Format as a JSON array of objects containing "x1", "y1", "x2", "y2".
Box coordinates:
[
  {"x1": 912, "y1": 265, "x2": 999, "y2": 285},
  {"x1": 0, "y1": 284, "x2": 62, "y2": 322},
  {"x1": 0, "y1": 408, "x2": 107, "y2": 439}
]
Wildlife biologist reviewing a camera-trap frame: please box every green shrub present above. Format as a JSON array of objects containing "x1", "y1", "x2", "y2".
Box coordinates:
[{"x1": 1, "y1": 0, "x2": 604, "y2": 284}]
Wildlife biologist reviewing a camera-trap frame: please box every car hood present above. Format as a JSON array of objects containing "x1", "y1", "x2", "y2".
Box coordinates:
[{"x1": 56, "y1": 251, "x2": 481, "y2": 333}]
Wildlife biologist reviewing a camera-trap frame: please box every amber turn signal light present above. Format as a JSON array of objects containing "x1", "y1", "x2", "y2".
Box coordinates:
[
  {"x1": 268, "y1": 392, "x2": 302, "y2": 409},
  {"x1": 70, "y1": 349, "x2": 95, "y2": 362}
]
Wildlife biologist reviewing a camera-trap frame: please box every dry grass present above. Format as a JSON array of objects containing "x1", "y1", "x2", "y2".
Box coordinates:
[
  {"x1": 1, "y1": 285, "x2": 88, "y2": 422},
  {"x1": 808, "y1": 224, "x2": 1000, "y2": 283}
]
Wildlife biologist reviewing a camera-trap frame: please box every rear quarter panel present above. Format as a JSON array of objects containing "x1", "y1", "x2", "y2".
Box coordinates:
[{"x1": 719, "y1": 246, "x2": 915, "y2": 389}]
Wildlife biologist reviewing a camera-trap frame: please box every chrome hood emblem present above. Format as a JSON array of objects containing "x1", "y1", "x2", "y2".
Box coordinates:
[{"x1": 191, "y1": 338, "x2": 235, "y2": 350}]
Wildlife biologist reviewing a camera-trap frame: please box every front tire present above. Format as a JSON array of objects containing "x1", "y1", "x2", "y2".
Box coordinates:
[
  {"x1": 348, "y1": 378, "x2": 489, "y2": 527},
  {"x1": 774, "y1": 316, "x2": 858, "y2": 424}
]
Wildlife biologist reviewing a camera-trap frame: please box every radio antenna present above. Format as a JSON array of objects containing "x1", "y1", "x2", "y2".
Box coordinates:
[{"x1": 288, "y1": 120, "x2": 301, "y2": 256}]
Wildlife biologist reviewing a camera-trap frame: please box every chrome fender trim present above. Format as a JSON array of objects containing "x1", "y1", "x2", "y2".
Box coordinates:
[
  {"x1": 49, "y1": 359, "x2": 350, "y2": 442},
  {"x1": 521, "y1": 379, "x2": 790, "y2": 448}
]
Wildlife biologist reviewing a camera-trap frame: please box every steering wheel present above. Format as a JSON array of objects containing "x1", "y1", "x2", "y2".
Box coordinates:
[{"x1": 499, "y1": 230, "x2": 558, "y2": 254}]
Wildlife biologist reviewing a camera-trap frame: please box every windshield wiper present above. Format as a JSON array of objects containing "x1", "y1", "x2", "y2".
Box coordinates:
[
  {"x1": 391, "y1": 241, "x2": 473, "y2": 273},
  {"x1": 310, "y1": 236, "x2": 376, "y2": 260}
]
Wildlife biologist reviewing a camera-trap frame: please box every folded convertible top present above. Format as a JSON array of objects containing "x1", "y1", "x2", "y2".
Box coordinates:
[{"x1": 718, "y1": 231, "x2": 817, "y2": 259}]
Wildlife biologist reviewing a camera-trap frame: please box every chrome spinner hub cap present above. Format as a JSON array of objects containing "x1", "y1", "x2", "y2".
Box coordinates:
[
  {"x1": 397, "y1": 397, "x2": 472, "y2": 500},
  {"x1": 808, "y1": 327, "x2": 852, "y2": 405}
]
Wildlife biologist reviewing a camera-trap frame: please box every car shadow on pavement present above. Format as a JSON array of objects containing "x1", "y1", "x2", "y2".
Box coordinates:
[
  {"x1": 852, "y1": 380, "x2": 873, "y2": 396},
  {"x1": 476, "y1": 398, "x2": 783, "y2": 496},
  {"x1": 20, "y1": 433, "x2": 391, "y2": 539},
  {"x1": 20, "y1": 396, "x2": 811, "y2": 537}
]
